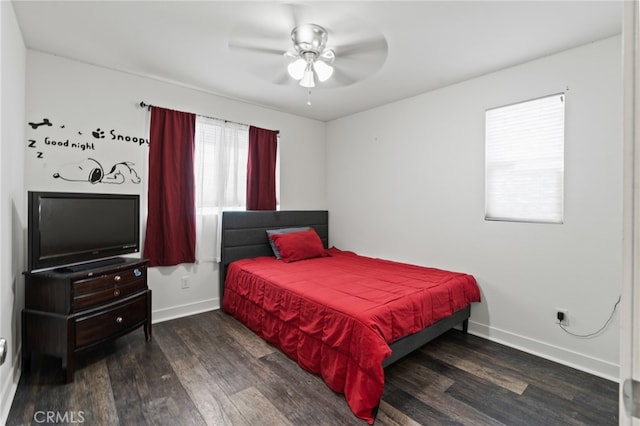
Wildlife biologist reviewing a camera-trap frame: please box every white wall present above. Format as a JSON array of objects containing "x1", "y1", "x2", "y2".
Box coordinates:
[
  {"x1": 0, "y1": 2, "x2": 26, "y2": 424},
  {"x1": 327, "y1": 36, "x2": 623, "y2": 380},
  {"x1": 25, "y1": 51, "x2": 326, "y2": 322}
]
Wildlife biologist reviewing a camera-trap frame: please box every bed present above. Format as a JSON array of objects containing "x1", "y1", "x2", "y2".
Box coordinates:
[{"x1": 220, "y1": 210, "x2": 480, "y2": 423}]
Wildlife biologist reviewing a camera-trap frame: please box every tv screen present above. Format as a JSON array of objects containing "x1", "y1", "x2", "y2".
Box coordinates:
[{"x1": 28, "y1": 191, "x2": 140, "y2": 272}]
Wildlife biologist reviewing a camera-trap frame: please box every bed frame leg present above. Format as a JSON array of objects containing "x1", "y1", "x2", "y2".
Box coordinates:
[{"x1": 462, "y1": 319, "x2": 469, "y2": 334}]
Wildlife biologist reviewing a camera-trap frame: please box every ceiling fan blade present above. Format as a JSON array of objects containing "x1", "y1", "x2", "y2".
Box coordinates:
[
  {"x1": 228, "y1": 41, "x2": 285, "y2": 57},
  {"x1": 282, "y1": 2, "x2": 312, "y2": 30},
  {"x1": 326, "y1": 49, "x2": 386, "y2": 88},
  {"x1": 230, "y1": 23, "x2": 286, "y2": 42},
  {"x1": 228, "y1": 18, "x2": 291, "y2": 57},
  {"x1": 327, "y1": 35, "x2": 388, "y2": 85},
  {"x1": 240, "y1": 57, "x2": 299, "y2": 86},
  {"x1": 273, "y1": 70, "x2": 298, "y2": 86},
  {"x1": 334, "y1": 36, "x2": 388, "y2": 58},
  {"x1": 328, "y1": 67, "x2": 358, "y2": 86},
  {"x1": 228, "y1": 3, "x2": 316, "y2": 59}
]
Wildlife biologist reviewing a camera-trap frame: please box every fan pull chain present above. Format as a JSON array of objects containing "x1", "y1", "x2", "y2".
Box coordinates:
[{"x1": 307, "y1": 90, "x2": 312, "y2": 106}]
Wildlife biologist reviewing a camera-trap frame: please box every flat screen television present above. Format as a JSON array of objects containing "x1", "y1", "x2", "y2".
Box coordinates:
[{"x1": 28, "y1": 191, "x2": 140, "y2": 272}]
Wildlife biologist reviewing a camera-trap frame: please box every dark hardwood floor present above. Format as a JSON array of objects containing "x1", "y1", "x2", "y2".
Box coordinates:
[{"x1": 8, "y1": 310, "x2": 618, "y2": 425}]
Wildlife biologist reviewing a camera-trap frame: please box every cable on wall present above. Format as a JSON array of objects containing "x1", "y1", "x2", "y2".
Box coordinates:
[{"x1": 558, "y1": 295, "x2": 621, "y2": 338}]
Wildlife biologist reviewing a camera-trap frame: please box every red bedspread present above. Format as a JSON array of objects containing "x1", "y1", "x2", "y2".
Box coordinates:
[{"x1": 222, "y1": 248, "x2": 480, "y2": 423}]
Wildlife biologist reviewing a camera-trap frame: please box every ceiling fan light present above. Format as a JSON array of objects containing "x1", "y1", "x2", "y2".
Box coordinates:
[
  {"x1": 300, "y1": 68, "x2": 315, "y2": 88},
  {"x1": 287, "y1": 58, "x2": 306, "y2": 80},
  {"x1": 314, "y1": 60, "x2": 334, "y2": 82}
]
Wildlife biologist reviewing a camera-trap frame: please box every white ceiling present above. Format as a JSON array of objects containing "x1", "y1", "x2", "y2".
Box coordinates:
[{"x1": 12, "y1": 1, "x2": 623, "y2": 122}]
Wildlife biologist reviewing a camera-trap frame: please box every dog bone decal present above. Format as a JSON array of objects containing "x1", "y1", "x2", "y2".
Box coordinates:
[{"x1": 28, "y1": 118, "x2": 52, "y2": 129}]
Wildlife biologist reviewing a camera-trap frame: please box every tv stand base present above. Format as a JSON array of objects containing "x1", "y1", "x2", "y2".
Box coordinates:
[{"x1": 23, "y1": 258, "x2": 151, "y2": 383}]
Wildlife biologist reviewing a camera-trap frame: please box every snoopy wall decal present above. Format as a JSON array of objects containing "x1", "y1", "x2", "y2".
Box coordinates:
[{"x1": 53, "y1": 158, "x2": 141, "y2": 185}]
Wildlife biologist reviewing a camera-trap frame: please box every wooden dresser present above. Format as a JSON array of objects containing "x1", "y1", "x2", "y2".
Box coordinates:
[{"x1": 22, "y1": 257, "x2": 151, "y2": 382}]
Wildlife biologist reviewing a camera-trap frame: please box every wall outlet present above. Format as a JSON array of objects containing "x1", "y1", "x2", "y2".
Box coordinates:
[
  {"x1": 555, "y1": 308, "x2": 569, "y2": 326},
  {"x1": 181, "y1": 276, "x2": 190, "y2": 289}
]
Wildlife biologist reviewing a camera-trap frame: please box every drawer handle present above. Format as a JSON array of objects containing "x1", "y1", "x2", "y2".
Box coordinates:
[
  {"x1": 115, "y1": 316, "x2": 123, "y2": 324},
  {"x1": 114, "y1": 275, "x2": 122, "y2": 282},
  {"x1": 114, "y1": 289, "x2": 121, "y2": 297}
]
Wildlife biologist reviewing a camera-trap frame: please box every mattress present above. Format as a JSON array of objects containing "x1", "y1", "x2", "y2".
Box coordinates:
[{"x1": 222, "y1": 247, "x2": 480, "y2": 423}]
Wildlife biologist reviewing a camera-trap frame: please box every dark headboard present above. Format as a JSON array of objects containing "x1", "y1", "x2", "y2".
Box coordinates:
[{"x1": 219, "y1": 210, "x2": 329, "y2": 299}]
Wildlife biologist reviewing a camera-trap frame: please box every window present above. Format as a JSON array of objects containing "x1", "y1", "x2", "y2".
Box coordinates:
[
  {"x1": 195, "y1": 117, "x2": 249, "y2": 213},
  {"x1": 194, "y1": 117, "x2": 249, "y2": 262},
  {"x1": 193, "y1": 117, "x2": 280, "y2": 262},
  {"x1": 485, "y1": 93, "x2": 565, "y2": 223}
]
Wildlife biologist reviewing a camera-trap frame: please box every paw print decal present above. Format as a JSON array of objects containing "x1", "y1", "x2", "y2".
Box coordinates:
[{"x1": 92, "y1": 128, "x2": 105, "y2": 139}]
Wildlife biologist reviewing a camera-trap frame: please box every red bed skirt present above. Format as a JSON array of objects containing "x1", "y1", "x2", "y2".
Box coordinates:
[{"x1": 222, "y1": 248, "x2": 480, "y2": 423}]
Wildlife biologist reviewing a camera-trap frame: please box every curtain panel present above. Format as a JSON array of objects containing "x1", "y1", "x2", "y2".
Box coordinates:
[
  {"x1": 144, "y1": 107, "x2": 196, "y2": 267},
  {"x1": 246, "y1": 126, "x2": 278, "y2": 210}
]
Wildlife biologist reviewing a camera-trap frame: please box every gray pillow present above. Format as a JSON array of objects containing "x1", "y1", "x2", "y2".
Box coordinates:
[{"x1": 266, "y1": 227, "x2": 311, "y2": 259}]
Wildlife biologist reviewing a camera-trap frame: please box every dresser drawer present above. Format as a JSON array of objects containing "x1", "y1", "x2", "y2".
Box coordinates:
[
  {"x1": 73, "y1": 278, "x2": 146, "y2": 310},
  {"x1": 73, "y1": 266, "x2": 147, "y2": 310},
  {"x1": 75, "y1": 293, "x2": 148, "y2": 348}
]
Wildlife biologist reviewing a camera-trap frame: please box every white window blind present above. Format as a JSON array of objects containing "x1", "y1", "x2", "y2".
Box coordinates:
[{"x1": 485, "y1": 93, "x2": 565, "y2": 223}]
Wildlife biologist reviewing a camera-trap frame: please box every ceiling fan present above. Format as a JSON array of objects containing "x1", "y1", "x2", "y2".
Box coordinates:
[
  {"x1": 285, "y1": 23, "x2": 335, "y2": 88},
  {"x1": 227, "y1": 5, "x2": 388, "y2": 91}
]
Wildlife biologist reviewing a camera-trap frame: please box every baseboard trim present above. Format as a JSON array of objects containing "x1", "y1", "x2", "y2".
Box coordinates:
[
  {"x1": 468, "y1": 320, "x2": 619, "y2": 382},
  {"x1": 151, "y1": 298, "x2": 219, "y2": 324},
  {"x1": 0, "y1": 348, "x2": 21, "y2": 426}
]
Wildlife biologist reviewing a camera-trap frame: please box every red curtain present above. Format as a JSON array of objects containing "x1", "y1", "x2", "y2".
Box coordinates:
[
  {"x1": 144, "y1": 107, "x2": 196, "y2": 267},
  {"x1": 246, "y1": 126, "x2": 278, "y2": 210}
]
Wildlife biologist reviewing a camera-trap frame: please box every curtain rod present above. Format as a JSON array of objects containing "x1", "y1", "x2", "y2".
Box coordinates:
[{"x1": 139, "y1": 101, "x2": 279, "y2": 134}]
